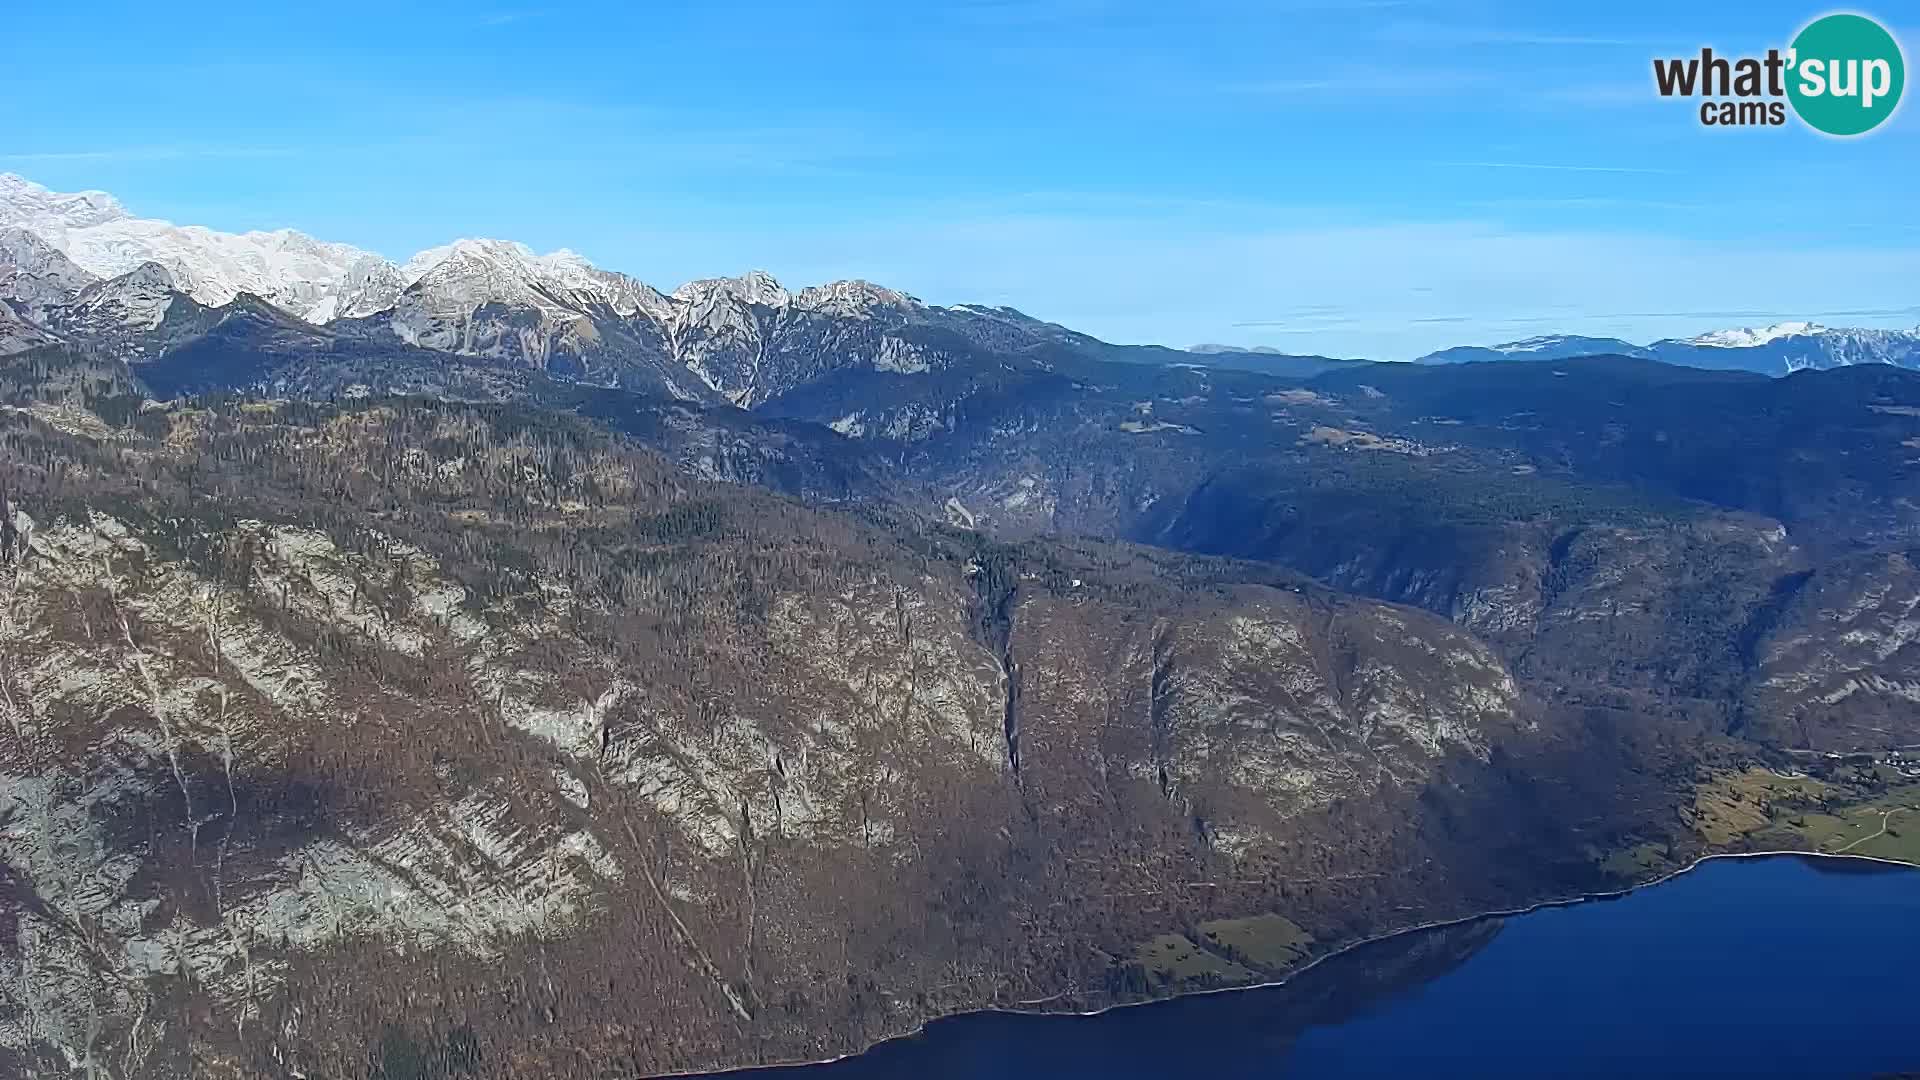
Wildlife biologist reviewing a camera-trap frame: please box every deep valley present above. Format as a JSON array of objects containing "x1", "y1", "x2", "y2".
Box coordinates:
[{"x1": 3, "y1": 175, "x2": 1920, "y2": 1078}]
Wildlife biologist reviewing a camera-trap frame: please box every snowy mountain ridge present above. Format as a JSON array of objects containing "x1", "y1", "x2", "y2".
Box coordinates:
[
  {"x1": 1418, "y1": 324, "x2": 1920, "y2": 375},
  {"x1": 0, "y1": 174, "x2": 981, "y2": 402},
  {"x1": 9, "y1": 172, "x2": 1914, "y2": 383},
  {"x1": 0, "y1": 173, "x2": 923, "y2": 328},
  {"x1": 0, "y1": 173, "x2": 388, "y2": 321},
  {"x1": 1684, "y1": 321, "x2": 1822, "y2": 348}
]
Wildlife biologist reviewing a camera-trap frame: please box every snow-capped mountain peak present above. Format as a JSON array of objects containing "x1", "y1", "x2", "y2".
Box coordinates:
[
  {"x1": 1418, "y1": 321, "x2": 1920, "y2": 375},
  {"x1": 403, "y1": 238, "x2": 567, "y2": 286},
  {"x1": 106, "y1": 261, "x2": 178, "y2": 290},
  {"x1": 397, "y1": 237, "x2": 672, "y2": 321},
  {"x1": 794, "y1": 279, "x2": 916, "y2": 317},
  {"x1": 1, "y1": 176, "x2": 940, "y2": 345},
  {"x1": 1653, "y1": 323, "x2": 1920, "y2": 373},
  {"x1": 1685, "y1": 322, "x2": 1822, "y2": 348},
  {"x1": 0, "y1": 172, "x2": 129, "y2": 231},
  {"x1": 0, "y1": 173, "x2": 384, "y2": 321},
  {"x1": 672, "y1": 269, "x2": 792, "y2": 309}
]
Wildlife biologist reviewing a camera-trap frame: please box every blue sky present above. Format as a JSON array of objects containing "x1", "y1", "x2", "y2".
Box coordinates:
[{"x1": 3, "y1": 0, "x2": 1916, "y2": 359}]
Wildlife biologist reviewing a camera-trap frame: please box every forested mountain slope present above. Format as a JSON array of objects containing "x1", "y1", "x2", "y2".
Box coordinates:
[{"x1": 4, "y1": 246, "x2": 1920, "y2": 1076}]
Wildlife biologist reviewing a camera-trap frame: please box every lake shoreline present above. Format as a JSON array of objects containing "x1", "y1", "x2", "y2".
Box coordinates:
[{"x1": 657, "y1": 848, "x2": 1917, "y2": 1078}]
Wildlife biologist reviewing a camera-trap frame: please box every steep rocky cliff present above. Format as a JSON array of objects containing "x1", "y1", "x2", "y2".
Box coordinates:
[{"x1": 0, "y1": 389, "x2": 1702, "y2": 1077}]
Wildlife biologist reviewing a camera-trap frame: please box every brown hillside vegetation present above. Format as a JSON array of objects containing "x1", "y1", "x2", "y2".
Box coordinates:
[{"x1": 0, "y1": 392, "x2": 1715, "y2": 1077}]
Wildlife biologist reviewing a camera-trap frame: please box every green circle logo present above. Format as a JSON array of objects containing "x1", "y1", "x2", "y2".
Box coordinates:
[{"x1": 1787, "y1": 13, "x2": 1906, "y2": 136}]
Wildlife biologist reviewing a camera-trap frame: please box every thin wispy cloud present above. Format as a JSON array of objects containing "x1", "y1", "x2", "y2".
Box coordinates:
[
  {"x1": 1229, "y1": 323, "x2": 1362, "y2": 333},
  {"x1": 1232, "y1": 318, "x2": 1362, "y2": 328},
  {"x1": 962, "y1": 0, "x2": 1103, "y2": 19},
  {"x1": 1435, "y1": 161, "x2": 1676, "y2": 174},
  {"x1": 1379, "y1": 22, "x2": 1653, "y2": 48},
  {"x1": 0, "y1": 146, "x2": 301, "y2": 163},
  {"x1": 479, "y1": 10, "x2": 545, "y2": 26},
  {"x1": 1540, "y1": 83, "x2": 1667, "y2": 108},
  {"x1": 1252, "y1": 0, "x2": 1425, "y2": 9},
  {"x1": 949, "y1": 0, "x2": 1417, "y2": 29},
  {"x1": 1225, "y1": 66, "x2": 1495, "y2": 96},
  {"x1": 1463, "y1": 196, "x2": 1704, "y2": 211}
]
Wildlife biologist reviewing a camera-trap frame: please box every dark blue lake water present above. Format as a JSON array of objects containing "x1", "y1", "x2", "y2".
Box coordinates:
[{"x1": 716, "y1": 855, "x2": 1920, "y2": 1079}]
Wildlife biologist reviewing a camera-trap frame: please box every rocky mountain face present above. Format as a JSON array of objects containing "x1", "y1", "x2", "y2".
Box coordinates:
[
  {"x1": 751, "y1": 351, "x2": 1920, "y2": 753},
  {"x1": 42, "y1": 263, "x2": 189, "y2": 352},
  {"x1": 0, "y1": 304, "x2": 59, "y2": 357},
  {"x1": 0, "y1": 228, "x2": 97, "y2": 325},
  {"x1": 5, "y1": 176, "x2": 1920, "y2": 1077},
  {"x1": 0, "y1": 384, "x2": 1677, "y2": 1077}
]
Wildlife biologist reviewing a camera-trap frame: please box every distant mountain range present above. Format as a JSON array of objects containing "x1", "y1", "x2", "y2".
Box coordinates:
[
  {"x1": 0, "y1": 173, "x2": 1356, "y2": 400},
  {"x1": 9, "y1": 170, "x2": 1920, "y2": 1079},
  {"x1": 1415, "y1": 323, "x2": 1920, "y2": 375},
  {"x1": 7, "y1": 173, "x2": 1912, "y2": 386}
]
